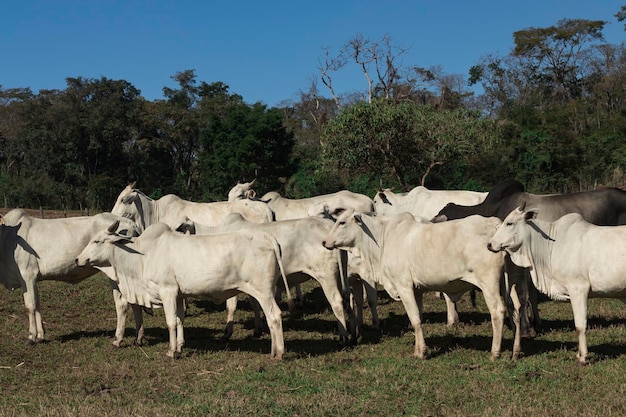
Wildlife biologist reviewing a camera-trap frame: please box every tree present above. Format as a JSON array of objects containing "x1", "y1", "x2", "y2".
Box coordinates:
[
  {"x1": 321, "y1": 100, "x2": 499, "y2": 191},
  {"x1": 198, "y1": 102, "x2": 295, "y2": 200},
  {"x1": 319, "y1": 34, "x2": 410, "y2": 106}
]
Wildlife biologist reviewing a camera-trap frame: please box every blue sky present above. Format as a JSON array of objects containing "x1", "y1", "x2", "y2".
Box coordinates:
[{"x1": 2, "y1": 1, "x2": 625, "y2": 107}]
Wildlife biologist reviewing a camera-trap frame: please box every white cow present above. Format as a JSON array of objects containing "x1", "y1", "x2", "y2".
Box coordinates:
[
  {"x1": 488, "y1": 206, "x2": 626, "y2": 364},
  {"x1": 322, "y1": 210, "x2": 507, "y2": 360},
  {"x1": 259, "y1": 189, "x2": 374, "y2": 306},
  {"x1": 76, "y1": 221, "x2": 288, "y2": 359},
  {"x1": 262, "y1": 190, "x2": 374, "y2": 220},
  {"x1": 227, "y1": 180, "x2": 258, "y2": 202},
  {"x1": 373, "y1": 186, "x2": 487, "y2": 220},
  {"x1": 374, "y1": 186, "x2": 488, "y2": 327},
  {"x1": 177, "y1": 214, "x2": 356, "y2": 345},
  {"x1": 112, "y1": 183, "x2": 274, "y2": 232},
  {"x1": 0, "y1": 209, "x2": 141, "y2": 345}
]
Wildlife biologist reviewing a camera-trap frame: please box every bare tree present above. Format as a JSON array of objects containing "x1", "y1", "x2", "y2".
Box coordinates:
[{"x1": 319, "y1": 34, "x2": 410, "y2": 105}]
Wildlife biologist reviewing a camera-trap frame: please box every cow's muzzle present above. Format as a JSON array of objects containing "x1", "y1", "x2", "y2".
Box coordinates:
[{"x1": 486, "y1": 242, "x2": 500, "y2": 253}]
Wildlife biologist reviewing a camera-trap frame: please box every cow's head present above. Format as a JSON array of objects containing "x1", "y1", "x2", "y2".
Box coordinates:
[
  {"x1": 487, "y1": 204, "x2": 538, "y2": 255},
  {"x1": 111, "y1": 182, "x2": 152, "y2": 231},
  {"x1": 322, "y1": 208, "x2": 366, "y2": 255},
  {"x1": 307, "y1": 202, "x2": 346, "y2": 220},
  {"x1": 76, "y1": 221, "x2": 136, "y2": 273},
  {"x1": 227, "y1": 179, "x2": 257, "y2": 202}
]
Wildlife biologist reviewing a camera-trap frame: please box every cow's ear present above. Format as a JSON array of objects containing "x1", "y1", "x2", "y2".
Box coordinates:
[
  {"x1": 353, "y1": 213, "x2": 363, "y2": 225},
  {"x1": 525, "y1": 210, "x2": 539, "y2": 220},
  {"x1": 107, "y1": 220, "x2": 121, "y2": 234}
]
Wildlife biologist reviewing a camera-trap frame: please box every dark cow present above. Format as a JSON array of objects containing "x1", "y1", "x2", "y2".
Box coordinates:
[{"x1": 433, "y1": 179, "x2": 626, "y2": 225}]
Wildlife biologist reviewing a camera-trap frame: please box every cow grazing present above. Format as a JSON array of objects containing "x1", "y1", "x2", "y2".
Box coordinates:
[
  {"x1": 322, "y1": 210, "x2": 507, "y2": 360},
  {"x1": 488, "y1": 206, "x2": 626, "y2": 364},
  {"x1": 176, "y1": 214, "x2": 357, "y2": 345},
  {"x1": 0, "y1": 209, "x2": 141, "y2": 345},
  {"x1": 76, "y1": 222, "x2": 288, "y2": 359},
  {"x1": 112, "y1": 183, "x2": 274, "y2": 232}
]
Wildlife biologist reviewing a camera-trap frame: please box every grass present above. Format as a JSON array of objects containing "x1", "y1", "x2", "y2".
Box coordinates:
[{"x1": 2, "y1": 275, "x2": 626, "y2": 417}]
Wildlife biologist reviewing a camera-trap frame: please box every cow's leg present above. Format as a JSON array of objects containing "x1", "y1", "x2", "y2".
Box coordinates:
[
  {"x1": 22, "y1": 279, "x2": 44, "y2": 343},
  {"x1": 130, "y1": 304, "x2": 145, "y2": 346},
  {"x1": 249, "y1": 297, "x2": 263, "y2": 338},
  {"x1": 364, "y1": 281, "x2": 380, "y2": 331},
  {"x1": 349, "y1": 279, "x2": 364, "y2": 338},
  {"x1": 223, "y1": 295, "x2": 237, "y2": 340},
  {"x1": 161, "y1": 293, "x2": 179, "y2": 358},
  {"x1": 397, "y1": 287, "x2": 426, "y2": 358},
  {"x1": 569, "y1": 288, "x2": 589, "y2": 365},
  {"x1": 175, "y1": 297, "x2": 185, "y2": 353},
  {"x1": 507, "y1": 281, "x2": 522, "y2": 360},
  {"x1": 223, "y1": 295, "x2": 263, "y2": 340},
  {"x1": 442, "y1": 293, "x2": 459, "y2": 326},
  {"x1": 317, "y1": 276, "x2": 351, "y2": 347},
  {"x1": 111, "y1": 286, "x2": 129, "y2": 347},
  {"x1": 295, "y1": 283, "x2": 304, "y2": 307},
  {"x1": 246, "y1": 290, "x2": 284, "y2": 360},
  {"x1": 477, "y1": 278, "x2": 506, "y2": 361},
  {"x1": 528, "y1": 277, "x2": 542, "y2": 334}
]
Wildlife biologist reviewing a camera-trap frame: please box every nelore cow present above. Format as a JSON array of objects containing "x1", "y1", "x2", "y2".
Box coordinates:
[
  {"x1": 322, "y1": 210, "x2": 507, "y2": 360},
  {"x1": 374, "y1": 186, "x2": 488, "y2": 328},
  {"x1": 433, "y1": 180, "x2": 626, "y2": 343},
  {"x1": 373, "y1": 186, "x2": 487, "y2": 220},
  {"x1": 260, "y1": 190, "x2": 374, "y2": 220},
  {"x1": 433, "y1": 180, "x2": 626, "y2": 225},
  {"x1": 76, "y1": 221, "x2": 288, "y2": 359},
  {"x1": 112, "y1": 182, "x2": 273, "y2": 232},
  {"x1": 179, "y1": 215, "x2": 380, "y2": 336},
  {"x1": 488, "y1": 206, "x2": 626, "y2": 364},
  {"x1": 0, "y1": 209, "x2": 140, "y2": 345},
  {"x1": 176, "y1": 213, "x2": 357, "y2": 344}
]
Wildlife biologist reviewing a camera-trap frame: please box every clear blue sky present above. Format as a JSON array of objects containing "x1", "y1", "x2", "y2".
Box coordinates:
[{"x1": 2, "y1": 1, "x2": 624, "y2": 107}]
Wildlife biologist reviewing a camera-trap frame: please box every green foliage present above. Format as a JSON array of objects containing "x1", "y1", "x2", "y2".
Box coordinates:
[
  {"x1": 321, "y1": 99, "x2": 499, "y2": 193},
  {"x1": 198, "y1": 102, "x2": 296, "y2": 200}
]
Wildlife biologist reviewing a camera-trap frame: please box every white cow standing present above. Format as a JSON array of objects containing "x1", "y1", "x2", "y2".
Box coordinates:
[
  {"x1": 0, "y1": 209, "x2": 141, "y2": 345},
  {"x1": 176, "y1": 214, "x2": 357, "y2": 344},
  {"x1": 373, "y1": 186, "x2": 488, "y2": 327},
  {"x1": 488, "y1": 206, "x2": 626, "y2": 364},
  {"x1": 322, "y1": 210, "x2": 507, "y2": 360},
  {"x1": 76, "y1": 221, "x2": 288, "y2": 359},
  {"x1": 112, "y1": 182, "x2": 274, "y2": 233}
]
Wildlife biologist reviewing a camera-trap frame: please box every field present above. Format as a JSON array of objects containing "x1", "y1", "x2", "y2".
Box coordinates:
[{"x1": 2, "y1": 210, "x2": 626, "y2": 416}]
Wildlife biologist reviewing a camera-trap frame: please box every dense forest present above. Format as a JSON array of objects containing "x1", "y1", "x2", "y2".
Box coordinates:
[{"x1": 1, "y1": 9, "x2": 626, "y2": 211}]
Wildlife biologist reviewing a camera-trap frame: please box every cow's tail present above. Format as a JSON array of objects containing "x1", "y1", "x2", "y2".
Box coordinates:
[{"x1": 267, "y1": 234, "x2": 293, "y2": 311}]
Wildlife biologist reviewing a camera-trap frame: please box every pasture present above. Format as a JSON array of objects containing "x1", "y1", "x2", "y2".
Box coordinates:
[{"x1": 3, "y1": 276, "x2": 626, "y2": 417}]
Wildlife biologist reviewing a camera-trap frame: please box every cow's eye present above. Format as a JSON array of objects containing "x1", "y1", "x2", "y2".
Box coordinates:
[{"x1": 506, "y1": 222, "x2": 513, "y2": 226}]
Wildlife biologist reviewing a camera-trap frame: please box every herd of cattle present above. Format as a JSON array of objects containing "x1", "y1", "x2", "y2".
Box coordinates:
[{"x1": 2, "y1": 179, "x2": 626, "y2": 364}]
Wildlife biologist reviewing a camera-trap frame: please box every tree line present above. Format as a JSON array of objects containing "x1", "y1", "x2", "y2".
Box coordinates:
[{"x1": 1, "y1": 9, "x2": 626, "y2": 211}]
